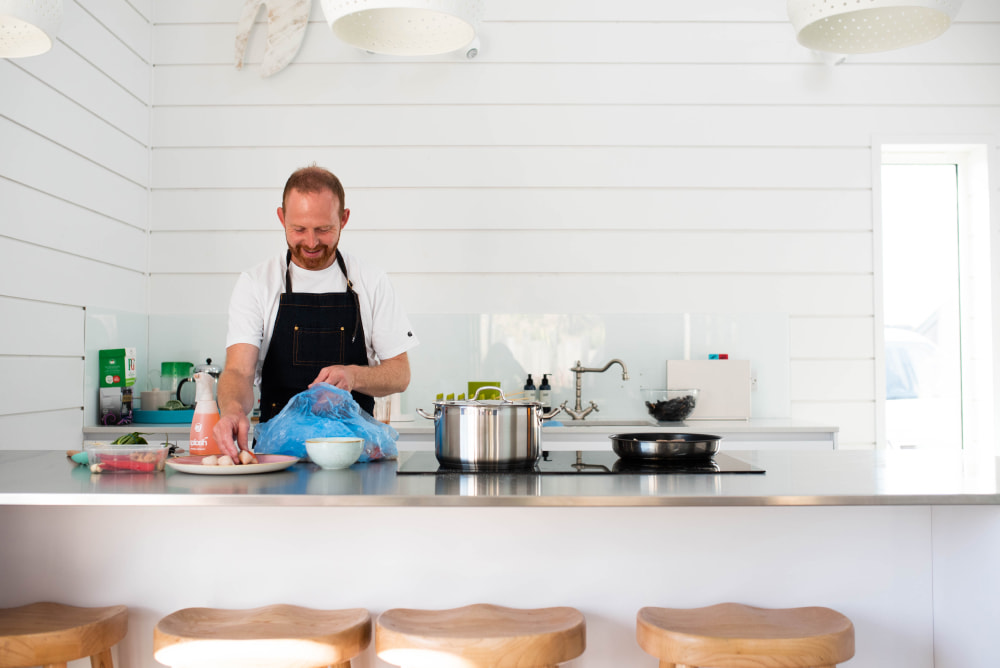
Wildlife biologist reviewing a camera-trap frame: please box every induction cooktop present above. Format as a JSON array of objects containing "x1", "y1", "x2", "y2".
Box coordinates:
[{"x1": 396, "y1": 450, "x2": 765, "y2": 475}]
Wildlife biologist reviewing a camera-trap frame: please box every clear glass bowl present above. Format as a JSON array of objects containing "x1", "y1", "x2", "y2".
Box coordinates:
[{"x1": 642, "y1": 389, "x2": 699, "y2": 422}]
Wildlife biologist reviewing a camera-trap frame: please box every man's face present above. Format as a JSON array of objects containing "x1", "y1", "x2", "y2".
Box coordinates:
[{"x1": 278, "y1": 188, "x2": 349, "y2": 271}]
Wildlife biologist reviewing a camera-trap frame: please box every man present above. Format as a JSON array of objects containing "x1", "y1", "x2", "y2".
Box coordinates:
[{"x1": 214, "y1": 165, "x2": 417, "y2": 459}]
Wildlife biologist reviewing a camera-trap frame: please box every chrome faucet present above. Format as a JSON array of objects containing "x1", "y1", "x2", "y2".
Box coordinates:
[{"x1": 560, "y1": 358, "x2": 630, "y2": 421}]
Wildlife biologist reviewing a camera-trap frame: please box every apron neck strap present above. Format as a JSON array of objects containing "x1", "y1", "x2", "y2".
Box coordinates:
[
  {"x1": 284, "y1": 249, "x2": 354, "y2": 294},
  {"x1": 283, "y1": 249, "x2": 361, "y2": 345}
]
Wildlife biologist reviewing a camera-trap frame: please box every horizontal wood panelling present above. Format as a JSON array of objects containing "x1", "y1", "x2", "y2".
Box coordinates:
[
  {"x1": 0, "y1": 358, "x2": 85, "y2": 416},
  {"x1": 0, "y1": 297, "x2": 85, "y2": 356},
  {"x1": 0, "y1": 238, "x2": 145, "y2": 311},
  {"x1": 0, "y1": 180, "x2": 147, "y2": 272},
  {"x1": 154, "y1": 63, "x2": 1000, "y2": 106},
  {"x1": 148, "y1": 273, "x2": 875, "y2": 317},
  {"x1": 0, "y1": 409, "x2": 83, "y2": 448},
  {"x1": 154, "y1": 21, "x2": 1000, "y2": 66},
  {"x1": 61, "y1": 0, "x2": 149, "y2": 103},
  {"x1": 0, "y1": 121, "x2": 147, "y2": 227},
  {"x1": 79, "y1": 0, "x2": 151, "y2": 63},
  {"x1": 792, "y1": 360, "x2": 877, "y2": 401},
  {"x1": 0, "y1": 64, "x2": 147, "y2": 185},
  {"x1": 151, "y1": 229, "x2": 875, "y2": 275},
  {"x1": 16, "y1": 42, "x2": 148, "y2": 144},
  {"x1": 152, "y1": 147, "x2": 872, "y2": 189},
  {"x1": 151, "y1": 0, "x2": 1000, "y2": 24},
  {"x1": 790, "y1": 317, "x2": 876, "y2": 359},
  {"x1": 151, "y1": 187, "x2": 873, "y2": 233},
  {"x1": 130, "y1": 0, "x2": 151, "y2": 22},
  {"x1": 151, "y1": 104, "x2": 1000, "y2": 149}
]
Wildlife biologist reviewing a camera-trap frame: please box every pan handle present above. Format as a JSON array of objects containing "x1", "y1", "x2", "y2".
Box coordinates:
[{"x1": 415, "y1": 407, "x2": 437, "y2": 420}]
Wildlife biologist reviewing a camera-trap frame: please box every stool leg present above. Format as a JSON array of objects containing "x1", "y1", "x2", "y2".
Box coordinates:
[
  {"x1": 42, "y1": 664, "x2": 68, "y2": 668},
  {"x1": 89, "y1": 648, "x2": 114, "y2": 668}
]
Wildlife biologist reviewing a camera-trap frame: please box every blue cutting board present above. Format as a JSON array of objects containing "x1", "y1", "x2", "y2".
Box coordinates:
[{"x1": 134, "y1": 409, "x2": 194, "y2": 424}]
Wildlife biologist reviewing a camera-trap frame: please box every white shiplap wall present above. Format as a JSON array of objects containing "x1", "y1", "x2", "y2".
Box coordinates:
[
  {"x1": 2, "y1": 1, "x2": 997, "y2": 448},
  {"x1": 149, "y1": 0, "x2": 1000, "y2": 448},
  {"x1": 0, "y1": 0, "x2": 151, "y2": 445}
]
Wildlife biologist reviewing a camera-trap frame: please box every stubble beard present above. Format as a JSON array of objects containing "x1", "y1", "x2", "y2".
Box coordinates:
[{"x1": 290, "y1": 243, "x2": 337, "y2": 271}]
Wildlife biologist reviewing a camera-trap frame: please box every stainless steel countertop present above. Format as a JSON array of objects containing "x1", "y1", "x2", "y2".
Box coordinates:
[
  {"x1": 81, "y1": 418, "x2": 840, "y2": 437},
  {"x1": 1, "y1": 449, "x2": 997, "y2": 507}
]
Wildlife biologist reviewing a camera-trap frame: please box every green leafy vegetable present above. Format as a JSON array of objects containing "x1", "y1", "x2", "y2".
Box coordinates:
[{"x1": 111, "y1": 432, "x2": 148, "y2": 445}]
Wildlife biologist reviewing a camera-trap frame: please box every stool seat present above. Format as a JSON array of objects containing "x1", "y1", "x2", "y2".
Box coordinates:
[
  {"x1": 153, "y1": 604, "x2": 370, "y2": 668},
  {"x1": 376, "y1": 603, "x2": 586, "y2": 668},
  {"x1": 0, "y1": 602, "x2": 128, "y2": 668},
  {"x1": 637, "y1": 603, "x2": 854, "y2": 668}
]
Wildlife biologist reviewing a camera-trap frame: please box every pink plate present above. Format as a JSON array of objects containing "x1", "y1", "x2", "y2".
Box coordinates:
[{"x1": 166, "y1": 454, "x2": 298, "y2": 475}]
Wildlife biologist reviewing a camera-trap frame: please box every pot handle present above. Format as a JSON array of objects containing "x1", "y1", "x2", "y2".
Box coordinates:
[
  {"x1": 540, "y1": 405, "x2": 563, "y2": 420},
  {"x1": 471, "y1": 386, "x2": 506, "y2": 402},
  {"x1": 415, "y1": 407, "x2": 437, "y2": 420}
]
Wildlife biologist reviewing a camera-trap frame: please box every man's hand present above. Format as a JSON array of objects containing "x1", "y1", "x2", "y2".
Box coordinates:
[
  {"x1": 214, "y1": 413, "x2": 250, "y2": 460},
  {"x1": 309, "y1": 353, "x2": 411, "y2": 397},
  {"x1": 310, "y1": 365, "x2": 358, "y2": 392},
  {"x1": 213, "y1": 343, "x2": 260, "y2": 460}
]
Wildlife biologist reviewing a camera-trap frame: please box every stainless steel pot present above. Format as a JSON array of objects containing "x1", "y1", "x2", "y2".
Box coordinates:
[
  {"x1": 416, "y1": 387, "x2": 562, "y2": 471},
  {"x1": 609, "y1": 432, "x2": 722, "y2": 461}
]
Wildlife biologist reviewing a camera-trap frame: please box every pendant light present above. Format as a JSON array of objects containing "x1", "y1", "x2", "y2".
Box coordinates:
[
  {"x1": 787, "y1": 0, "x2": 963, "y2": 54},
  {"x1": 320, "y1": 0, "x2": 483, "y2": 56},
  {"x1": 0, "y1": 0, "x2": 62, "y2": 58}
]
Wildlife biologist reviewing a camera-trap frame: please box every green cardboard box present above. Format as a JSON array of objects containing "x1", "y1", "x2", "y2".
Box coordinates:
[{"x1": 99, "y1": 348, "x2": 136, "y2": 388}]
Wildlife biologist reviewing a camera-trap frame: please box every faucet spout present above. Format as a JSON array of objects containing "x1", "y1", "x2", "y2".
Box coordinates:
[{"x1": 565, "y1": 358, "x2": 631, "y2": 420}]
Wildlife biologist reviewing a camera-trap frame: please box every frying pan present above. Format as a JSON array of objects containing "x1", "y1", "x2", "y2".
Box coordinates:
[{"x1": 609, "y1": 432, "x2": 721, "y2": 461}]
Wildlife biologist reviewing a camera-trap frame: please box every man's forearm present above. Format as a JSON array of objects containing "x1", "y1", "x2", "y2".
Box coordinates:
[
  {"x1": 217, "y1": 371, "x2": 255, "y2": 418},
  {"x1": 352, "y1": 354, "x2": 410, "y2": 397}
]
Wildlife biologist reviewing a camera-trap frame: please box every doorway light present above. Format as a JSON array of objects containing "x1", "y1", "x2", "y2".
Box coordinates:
[
  {"x1": 787, "y1": 0, "x2": 963, "y2": 54},
  {"x1": 0, "y1": 0, "x2": 62, "y2": 58},
  {"x1": 320, "y1": 0, "x2": 483, "y2": 56}
]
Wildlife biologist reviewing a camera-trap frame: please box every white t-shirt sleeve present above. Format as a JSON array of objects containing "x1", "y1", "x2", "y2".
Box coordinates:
[
  {"x1": 225, "y1": 271, "x2": 266, "y2": 350},
  {"x1": 365, "y1": 269, "x2": 419, "y2": 362}
]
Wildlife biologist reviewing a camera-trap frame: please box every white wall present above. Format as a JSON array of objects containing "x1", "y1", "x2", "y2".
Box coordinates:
[
  {"x1": 148, "y1": 0, "x2": 1000, "y2": 448},
  {"x1": 0, "y1": 0, "x2": 151, "y2": 444},
  {"x1": 2, "y1": 0, "x2": 998, "y2": 447}
]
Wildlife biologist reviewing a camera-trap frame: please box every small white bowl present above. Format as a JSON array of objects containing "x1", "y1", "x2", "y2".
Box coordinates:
[{"x1": 305, "y1": 437, "x2": 364, "y2": 470}]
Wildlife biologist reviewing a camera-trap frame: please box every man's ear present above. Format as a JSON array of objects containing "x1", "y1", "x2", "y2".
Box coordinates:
[
  {"x1": 277, "y1": 206, "x2": 286, "y2": 227},
  {"x1": 340, "y1": 208, "x2": 351, "y2": 229}
]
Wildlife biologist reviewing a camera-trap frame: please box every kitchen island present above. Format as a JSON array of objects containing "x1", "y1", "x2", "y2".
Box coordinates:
[
  {"x1": 1, "y1": 449, "x2": 997, "y2": 668},
  {"x1": 83, "y1": 417, "x2": 841, "y2": 451}
]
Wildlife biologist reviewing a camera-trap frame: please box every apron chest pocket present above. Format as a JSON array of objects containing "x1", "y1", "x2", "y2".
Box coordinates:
[{"x1": 293, "y1": 326, "x2": 345, "y2": 366}]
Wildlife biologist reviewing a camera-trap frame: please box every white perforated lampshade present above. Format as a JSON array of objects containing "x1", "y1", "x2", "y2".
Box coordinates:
[
  {"x1": 320, "y1": 0, "x2": 483, "y2": 56},
  {"x1": 0, "y1": 0, "x2": 62, "y2": 58},
  {"x1": 787, "y1": 0, "x2": 963, "y2": 54}
]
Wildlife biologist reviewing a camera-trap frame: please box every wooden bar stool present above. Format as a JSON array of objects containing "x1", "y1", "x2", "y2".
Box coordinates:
[
  {"x1": 637, "y1": 603, "x2": 855, "y2": 668},
  {"x1": 0, "y1": 602, "x2": 128, "y2": 668},
  {"x1": 153, "y1": 604, "x2": 370, "y2": 668},
  {"x1": 376, "y1": 603, "x2": 585, "y2": 668}
]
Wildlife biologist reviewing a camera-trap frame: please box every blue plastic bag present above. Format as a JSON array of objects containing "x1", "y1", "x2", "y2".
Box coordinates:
[{"x1": 254, "y1": 383, "x2": 398, "y2": 462}]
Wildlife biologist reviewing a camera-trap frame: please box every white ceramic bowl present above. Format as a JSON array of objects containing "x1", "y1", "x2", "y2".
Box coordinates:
[{"x1": 305, "y1": 437, "x2": 364, "y2": 470}]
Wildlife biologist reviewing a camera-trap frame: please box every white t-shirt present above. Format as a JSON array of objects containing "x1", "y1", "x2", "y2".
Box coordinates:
[{"x1": 225, "y1": 250, "x2": 419, "y2": 385}]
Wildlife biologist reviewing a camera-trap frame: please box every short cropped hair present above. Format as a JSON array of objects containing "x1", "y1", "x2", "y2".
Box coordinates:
[{"x1": 282, "y1": 165, "x2": 345, "y2": 215}]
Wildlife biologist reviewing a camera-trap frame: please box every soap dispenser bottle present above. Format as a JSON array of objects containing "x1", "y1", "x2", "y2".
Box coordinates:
[
  {"x1": 189, "y1": 372, "x2": 221, "y2": 456},
  {"x1": 523, "y1": 374, "x2": 537, "y2": 403},
  {"x1": 538, "y1": 374, "x2": 552, "y2": 411}
]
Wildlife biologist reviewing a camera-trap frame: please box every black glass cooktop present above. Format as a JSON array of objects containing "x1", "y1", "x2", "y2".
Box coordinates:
[{"x1": 396, "y1": 450, "x2": 764, "y2": 475}]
